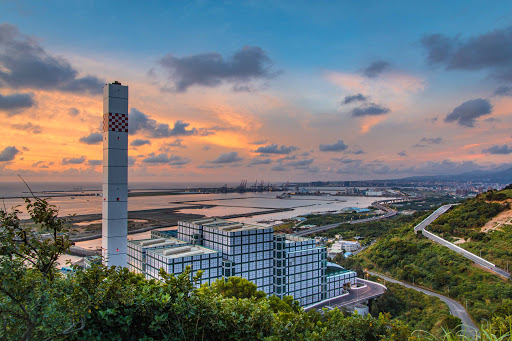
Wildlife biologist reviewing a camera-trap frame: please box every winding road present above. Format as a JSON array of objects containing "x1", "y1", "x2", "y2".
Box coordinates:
[
  {"x1": 414, "y1": 204, "x2": 510, "y2": 279},
  {"x1": 367, "y1": 270, "x2": 478, "y2": 338}
]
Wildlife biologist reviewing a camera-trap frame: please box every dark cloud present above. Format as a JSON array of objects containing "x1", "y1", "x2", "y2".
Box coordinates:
[
  {"x1": 0, "y1": 24, "x2": 104, "y2": 93},
  {"x1": 363, "y1": 60, "x2": 391, "y2": 78},
  {"x1": 278, "y1": 155, "x2": 296, "y2": 161},
  {"x1": 483, "y1": 144, "x2": 512, "y2": 154},
  {"x1": 128, "y1": 156, "x2": 136, "y2": 166},
  {"x1": 413, "y1": 144, "x2": 426, "y2": 148},
  {"x1": 62, "y1": 156, "x2": 86, "y2": 165},
  {"x1": 79, "y1": 132, "x2": 103, "y2": 145},
  {"x1": 319, "y1": 140, "x2": 348, "y2": 152},
  {"x1": 129, "y1": 108, "x2": 198, "y2": 138},
  {"x1": 11, "y1": 122, "x2": 41, "y2": 134},
  {"x1": 250, "y1": 139, "x2": 268, "y2": 145},
  {"x1": 332, "y1": 158, "x2": 360, "y2": 164},
  {"x1": 248, "y1": 158, "x2": 272, "y2": 166},
  {"x1": 494, "y1": 86, "x2": 512, "y2": 96},
  {"x1": 421, "y1": 27, "x2": 512, "y2": 81},
  {"x1": 0, "y1": 146, "x2": 19, "y2": 162},
  {"x1": 130, "y1": 139, "x2": 151, "y2": 147},
  {"x1": 341, "y1": 93, "x2": 368, "y2": 105},
  {"x1": 168, "y1": 155, "x2": 190, "y2": 166},
  {"x1": 202, "y1": 145, "x2": 211, "y2": 151},
  {"x1": 210, "y1": 151, "x2": 243, "y2": 164},
  {"x1": 347, "y1": 146, "x2": 365, "y2": 154},
  {"x1": 397, "y1": 151, "x2": 407, "y2": 157},
  {"x1": 444, "y1": 98, "x2": 492, "y2": 127},
  {"x1": 420, "y1": 137, "x2": 443, "y2": 144},
  {"x1": 351, "y1": 103, "x2": 390, "y2": 117},
  {"x1": 271, "y1": 164, "x2": 287, "y2": 171},
  {"x1": 0, "y1": 92, "x2": 35, "y2": 114},
  {"x1": 255, "y1": 144, "x2": 297, "y2": 154},
  {"x1": 68, "y1": 107, "x2": 79, "y2": 116},
  {"x1": 167, "y1": 139, "x2": 186, "y2": 148},
  {"x1": 143, "y1": 153, "x2": 190, "y2": 165},
  {"x1": 159, "y1": 46, "x2": 276, "y2": 92},
  {"x1": 287, "y1": 158, "x2": 313, "y2": 169},
  {"x1": 88, "y1": 160, "x2": 102, "y2": 166}
]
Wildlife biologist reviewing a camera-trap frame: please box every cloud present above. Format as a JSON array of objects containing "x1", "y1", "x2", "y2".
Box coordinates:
[
  {"x1": 421, "y1": 27, "x2": 512, "y2": 81},
  {"x1": 142, "y1": 153, "x2": 190, "y2": 165},
  {"x1": 130, "y1": 139, "x2": 151, "y2": 147},
  {"x1": 363, "y1": 60, "x2": 391, "y2": 78},
  {"x1": 129, "y1": 108, "x2": 198, "y2": 138},
  {"x1": 341, "y1": 93, "x2": 368, "y2": 105},
  {"x1": 347, "y1": 146, "x2": 365, "y2": 154},
  {"x1": 255, "y1": 144, "x2": 297, "y2": 154},
  {"x1": 209, "y1": 151, "x2": 243, "y2": 164},
  {"x1": 79, "y1": 132, "x2": 102, "y2": 145},
  {"x1": 68, "y1": 107, "x2": 79, "y2": 116},
  {"x1": 332, "y1": 158, "x2": 360, "y2": 164},
  {"x1": 483, "y1": 144, "x2": 512, "y2": 154},
  {"x1": 287, "y1": 158, "x2": 313, "y2": 169},
  {"x1": 271, "y1": 164, "x2": 287, "y2": 171},
  {"x1": 351, "y1": 103, "x2": 390, "y2": 117},
  {"x1": 167, "y1": 139, "x2": 186, "y2": 148},
  {"x1": 88, "y1": 159, "x2": 102, "y2": 166},
  {"x1": 278, "y1": 155, "x2": 296, "y2": 161},
  {"x1": 248, "y1": 158, "x2": 272, "y2": 166},
  {"x1": 250, "y1": 139, "x2": 267, "y2": 145},
  {"x1": 444, "y1": 98, "x2": 493, "y2": 127},
  {"x1": 62, "y1": 156, "x2": 86, "y2": 165},
  {"x1": 420, "y1": 137, "x2": 443, "y2": 144},
  {"x1": 494, "y1": 86, "x2": 512, "y2": 96},
  {"x1": 0, "y1": 146, "x2": 19, "y2": 162},
  {"x1": 319, "y1": 140, "x2": 348, "y2": 152},
  {"x1": 159, "y1": 46, "x2": 276, "y2": 92},
  {"x1": 11, "y1": 122, "x2": 41, "y2": 134},
  {"x1": 0, "y1": 24, "x2": 104, "y2": 93},
  {"x1": 397, "y1": 151, "x2": 407, "y2": 157},
  {"x1": 128, "y1": 156, "x2": 136, "y2": 166},
  {"x1": 0, "y1": 92, "x2": 35, "y2": 114}
]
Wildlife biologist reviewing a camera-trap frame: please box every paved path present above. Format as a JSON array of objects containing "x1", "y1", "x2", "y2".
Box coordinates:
[
  {"x1": 414, "y1": 204, "x2": 510, "y2": 279},
  {"x1": 367, "y1": 271, "x2": 478, "y2": 338},
  {"x1": 305, "y1": 278, "x2": 386, "y2": 311}
]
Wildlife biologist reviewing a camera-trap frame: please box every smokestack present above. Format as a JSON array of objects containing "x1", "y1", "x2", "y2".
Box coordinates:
[{"x1": 102, "y1": 81, "x2": 128, "y2": 267}]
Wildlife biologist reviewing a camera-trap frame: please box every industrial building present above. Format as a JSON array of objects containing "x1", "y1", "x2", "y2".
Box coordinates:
[
  {"x1": 102, "y1": 81, "x2": 129, "y2": 267},
  {"x1": 128, "y1": 218, "x2": 357, "y2": 306}
]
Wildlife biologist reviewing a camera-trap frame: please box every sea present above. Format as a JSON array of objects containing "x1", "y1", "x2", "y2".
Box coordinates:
[{"x1": 1, "y1": 181, "x2": 391, "y2": 254}]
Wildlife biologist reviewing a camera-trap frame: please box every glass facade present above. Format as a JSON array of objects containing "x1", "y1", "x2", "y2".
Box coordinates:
[{"x1": 127, "y1": 218, "x2": 357, "y2": 307}]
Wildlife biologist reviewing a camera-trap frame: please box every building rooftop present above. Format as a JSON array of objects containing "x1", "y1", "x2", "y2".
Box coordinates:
[
  {"x1": 190, "y1": 217, "x2": 269, "y2": 233},
  {"x1": 129, "y1": 237, "x2": 186, "y2": 248},
  {"x1": 284, "y1": 235, "x2": 311, "y2": 243},
  {"x1": 148, "y1": 245, "x2": 218, "y2": 259}
]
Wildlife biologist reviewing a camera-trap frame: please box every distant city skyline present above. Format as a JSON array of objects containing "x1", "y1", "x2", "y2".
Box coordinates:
[{"x1": 1, "y1": 1, "x2": 512, "y2": 182}]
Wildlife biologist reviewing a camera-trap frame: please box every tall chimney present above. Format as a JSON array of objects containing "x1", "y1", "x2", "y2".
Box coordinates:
[{"x1": 102, "y1": 81, "x2": 128, "y2": 267}]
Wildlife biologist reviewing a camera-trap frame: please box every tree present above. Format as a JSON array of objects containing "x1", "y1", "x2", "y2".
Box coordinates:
[
  {"x1": 203, "y1": 276, "x2": 267, "y2": 300},
  {"x1": 0, "y1": 197, "x2": 81, "y2": 340}
]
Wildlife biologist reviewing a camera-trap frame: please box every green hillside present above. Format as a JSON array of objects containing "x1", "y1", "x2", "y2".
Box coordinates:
[{"x1": 348, "y1": 187, "x2": 512, "y2": 326}]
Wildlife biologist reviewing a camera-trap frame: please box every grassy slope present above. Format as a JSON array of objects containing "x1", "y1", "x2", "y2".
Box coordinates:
[{"x1": 354, "y1": 213, "x2": 512, "y2": 324}]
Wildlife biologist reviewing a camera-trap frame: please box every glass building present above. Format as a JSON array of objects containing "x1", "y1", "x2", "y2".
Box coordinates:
[{"x1": 128, "y1": 218, "x2": 357, "y2": 307}]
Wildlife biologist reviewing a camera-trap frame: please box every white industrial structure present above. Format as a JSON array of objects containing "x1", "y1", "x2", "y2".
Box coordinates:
[{"x1": 102, "y1": 81, "x2": 129, "y2": 267}]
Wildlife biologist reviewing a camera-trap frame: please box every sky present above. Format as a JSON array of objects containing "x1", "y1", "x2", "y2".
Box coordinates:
[{"x1": 1, "y1": 0, "x2": 512, "y2": 183}]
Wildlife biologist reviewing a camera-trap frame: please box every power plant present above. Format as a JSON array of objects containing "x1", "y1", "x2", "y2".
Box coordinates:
[{"x1": 102, "y1": 81, "x2": 129, "y2": 267}]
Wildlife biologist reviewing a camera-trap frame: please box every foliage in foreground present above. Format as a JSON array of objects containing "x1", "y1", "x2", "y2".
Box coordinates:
[{"x1": 2, "y1": 196, "x2": 512, "y2": 341}]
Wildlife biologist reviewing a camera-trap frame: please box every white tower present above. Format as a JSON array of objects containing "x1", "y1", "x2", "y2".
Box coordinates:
[{"x1": 102, "y1": 81, "x2": 128, "y2": 267}]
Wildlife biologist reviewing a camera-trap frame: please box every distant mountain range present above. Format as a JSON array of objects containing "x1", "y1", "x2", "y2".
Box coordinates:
[{"x1": 397, "y1": 167, "x2": 512, "y2": 184}]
